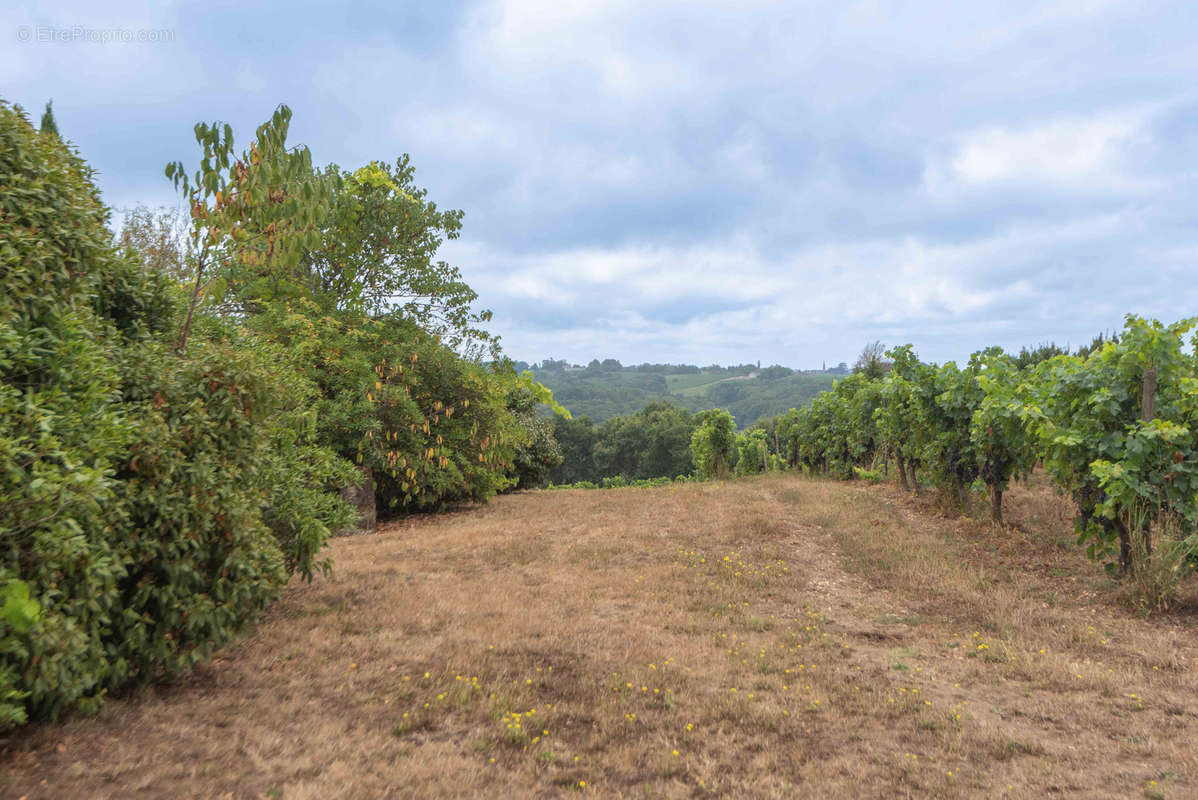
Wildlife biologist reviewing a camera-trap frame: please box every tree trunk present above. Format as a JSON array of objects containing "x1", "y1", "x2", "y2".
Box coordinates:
[
  {"x1": 338, "y1": 465, "x2": 376, "y2": 533},
  {"x1": 175, "y1": 244, "x2": 209, "y2": 354},
  {"x1": 956, "y1": 479, "x2": 970, "y2": 513},
  {"x1": 1116, "y1": 518, "x2": 1132, "y2": 576},
  {"x1": 1141, "y1": 367, "x2": 1157, "y2": 423},
  {"x1": 896, "y1": 454, "x2": 909, "y2": 491},
  {"x1": 990, "y1": 485, "x2": 1003, "y2": 524},
  {"x1": 1136, "y1": 365, "x2": 1157, "y2": 567}
]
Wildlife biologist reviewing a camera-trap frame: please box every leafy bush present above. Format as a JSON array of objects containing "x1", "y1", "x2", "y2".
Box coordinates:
[
  {"x1": 0, "y1": 101, "x2": 129, "y2": 724},
  {"x1": 734, "y1": 429, "x2": 770, "y2": 475},
  {"x1": 107, "y1": 327, "x2": 355, "y2": 681},
  {"x1": 364, "y1": 325, "x2": 522, "y2": 512},
  {"x1": 508, "y1": 387, "x2": 563, "y2": 489},
  {"x1": 256, "y1": 304, "x2": 528, "y2": 514},
  {"x1": 691, "y1": 409, "x2": 736, "y2": 479},
  {"x1": 1031, "y1": 317, "x2": 1198, "y2": 576},
  {"x1": 1, "y1": 103, "x2": 355, "y2": 728}
]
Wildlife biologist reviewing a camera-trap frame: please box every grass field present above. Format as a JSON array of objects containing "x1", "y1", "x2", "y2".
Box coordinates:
[
  {"x1": 4, "y1": 474, "x2": 1196, "y2": 798},
  {"x1": 664, "y1": 372, "x2": 734, "y2": 395}
]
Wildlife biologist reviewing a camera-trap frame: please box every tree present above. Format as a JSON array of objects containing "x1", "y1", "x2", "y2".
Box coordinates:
[
  {"x1": 306, "y1": 159, "x2": 494, "y2": 356},
  {"x1": 854, "y1": 340, "x2": 890, "y2": 379},
  {"x1": 39, "y1": 100, "x2": 58, "y2": 138},
  {"x1": 115, "y1": 205, "x2": 190, "y2": 280},
  {"x1": 2, "y1": 102, "x2": 353, "y2": 729},
  {"x1": 549, "y1": 416, "x2": 599, "y2": 484},
  {"x1": 165, "y1": 105, "x2": 337, "y2": 351},
  {"x1": 875, "y1": 346, "x2": 931, "y2": 490},
  {"x1": 1014, "y1": 341, "x2": 1067, "y2": 370},
  {"x1": 1, "y1": 101, "x2": 126, "y2": 726},
  {"x1": 508, "y1": 384, "x2": 564, "y2": 489},
  {"x1": 734, "y1": 429, "x2": 771, "y2": 475},
  {"x1": 593, "y1": 402, "x2": 696, "y2": 481},
  {"x1": 925, "y1": 359, "x2": 985, "y2": 510},
  {"x1": 690, "y1": 409, "x2": 736, "y2": 479}
]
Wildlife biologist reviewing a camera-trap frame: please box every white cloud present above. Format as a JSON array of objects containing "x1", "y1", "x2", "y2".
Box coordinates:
[
  {"x1": 927, "y1": 109, "x2": 1153, "y2": 190},
  {"x1": 449, "y1": 211, "x2": 1140, "y2": 365}
]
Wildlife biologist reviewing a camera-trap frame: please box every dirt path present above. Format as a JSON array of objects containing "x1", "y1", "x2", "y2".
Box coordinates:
[
  {"x1": 766, "y1": 479, "x2": 1196, "y2": 799},
  {"x1": 2, "y1": 474, "x2": 1194, "y2": 799}
]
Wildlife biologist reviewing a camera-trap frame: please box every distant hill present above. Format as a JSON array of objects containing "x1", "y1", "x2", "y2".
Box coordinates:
[{"x1": 522, "y1": 362, "x2": 843, "y2": 426}]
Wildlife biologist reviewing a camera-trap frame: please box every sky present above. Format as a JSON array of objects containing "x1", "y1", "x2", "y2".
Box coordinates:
[{"x1": 5, "y1": 1, "x2": 1197, "y2": 369}]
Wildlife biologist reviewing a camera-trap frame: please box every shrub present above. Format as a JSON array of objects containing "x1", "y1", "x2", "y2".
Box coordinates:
[
  {"x1": 0, "y1": 102, "x2": 129, "y2": 724},
  {"x1": 691, "y1": 409, "x2": 736, "y2": 479},
  {"x1": 1, "y1": 103, "x2": 354, "y2": 727},
  {"x1": 107, "y1": 332, "x2": 355, "y2": 680}
]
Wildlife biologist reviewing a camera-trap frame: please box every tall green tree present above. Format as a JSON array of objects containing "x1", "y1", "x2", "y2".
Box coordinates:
[
  {"x1": 594, "y1": 401, "x2": 697, "y2": 480},
  {"x1": 38, "y1": 101, "x2": 58, "y2": 138},
  {"x1": 306, "y1": 159, "x2": 495, "y2": 356},
  {"x1": 549, "y1": 415, "x2": 599, "y2": 484}
]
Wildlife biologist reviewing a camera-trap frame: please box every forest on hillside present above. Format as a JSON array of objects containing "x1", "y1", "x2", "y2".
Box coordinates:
[{"x1": 519, "y1": 360, "x2": 840, "y2": 425}]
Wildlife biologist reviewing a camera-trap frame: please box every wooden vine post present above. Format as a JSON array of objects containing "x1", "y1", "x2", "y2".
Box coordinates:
[{"x1": 1140, "y1": 366, "x2": 1157, "y2": 559}]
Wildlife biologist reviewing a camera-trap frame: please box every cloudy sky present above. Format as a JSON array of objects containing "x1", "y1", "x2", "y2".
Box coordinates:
[{"x1": 5, "y1": 1, "x2": 1196, "y2": 368}]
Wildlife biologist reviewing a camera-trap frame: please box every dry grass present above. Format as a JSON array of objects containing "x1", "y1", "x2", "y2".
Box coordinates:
[{"x1": 3, "y1": 473, "x2": 1195, "y2": 799}]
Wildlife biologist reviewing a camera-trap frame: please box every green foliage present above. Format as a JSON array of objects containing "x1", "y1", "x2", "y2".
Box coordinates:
[
  {"x1": 166, "y1": 106, "x2": 515, "y2": 517},
  {"x1": 39, "y1": 100, "x2": 59, "y2": 138},
  {"x1": 311, "y1": 159, "x2": 495, "y2": 355},
  {"x1": 93, "y1": 248, "x2": 179, "y2": 341},
  {"x1": 2, "y1": 581, "x2": 40, "y2": 636},
  {"x1": 1013, "y1": 341, "x2": 1068, "y2": 370},
  {"x1": 166, "y1": 105, "x2": 338, "y2": 350},
  {"x1": 0, "y1": 101, "x2": 128, "y2": 725},
  {"x1": 1, "y1": 102, "x2": 355, "y2": 729},
  {"x1": 1030, "y1": 316, "x2": 1198, "y2": 574},
  {"x1": 115, "y1": 205, "x2": 190, "y2": 281},
  {"x1": 548, "y1": 475, "x2": 688, "y2": 490},
  {"x1": 971, "y1": 349, "x2": 1038, "y2": 521},
  {"x1": 548, "y1": 415, "x2": 598, "y2": 485},
  {"x1": 253, "y1": 304, "x2": 522, "y2": 514},
  {"x1": 786, "y1": 374, "x2": 882, "y2": 479},
  {"x1": 531, "y1": 365, "x2": 836, "y2": 426},
  {"x1": 734, "y1": 428, "x2": 771, "y2": 475},
  {"x1": 873, "y1": 345, "x2": 926, "y2": 486},
  {"x1": 924, "y1": 358, "x2": 985, "y2": 505},
  {"x1": 545, "y1": 402, "x2": 697, "y2": 485},
  {"x1": 508, "y1": 381, "x2": 564, "y2": 489},
  {"x1": 691, "y1": 409, "x2": 736, "y2": 479},
  {"x1": 780, "y1": 317, "x2": 1198, "y2": 593},
  {"x1": 539, "y1": 370, "x2": 670, "y2": 421},
  {"x1": 108, "y1": 339, "x2": 289, "y2": 681},
  {"x1": 593, "y1": 402, "x2": 697, "y2": 481}
]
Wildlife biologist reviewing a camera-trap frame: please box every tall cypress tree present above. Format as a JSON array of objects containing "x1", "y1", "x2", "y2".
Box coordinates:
[{"x1": 39, "y1": 100, "x2": 59, "y2": 138}]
